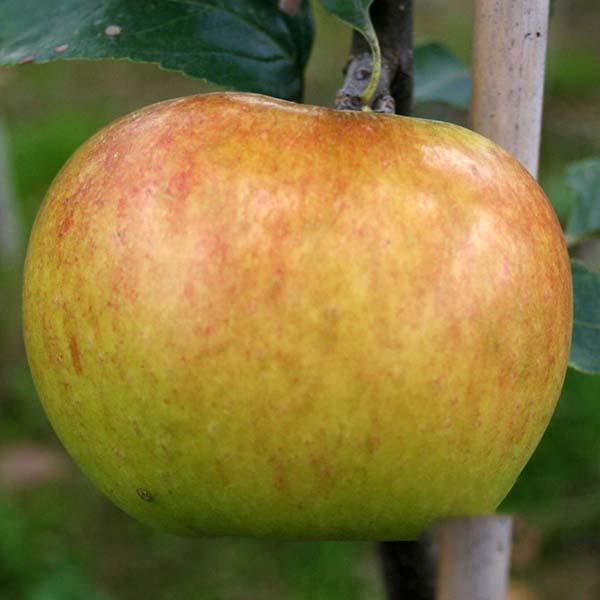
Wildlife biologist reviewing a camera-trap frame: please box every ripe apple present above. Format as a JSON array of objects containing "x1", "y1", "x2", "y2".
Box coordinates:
[{"x1": 22, "y1": 92, "x2": 572, "y2": 540}]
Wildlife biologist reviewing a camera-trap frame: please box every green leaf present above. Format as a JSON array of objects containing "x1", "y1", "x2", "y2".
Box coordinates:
[
  {"x1": 0, "y1": 0, "x2": 314, "y2": 101},
  {"x1": 414, "y1": 43, "x2": 471, "y2": 108},
  {"x1": 503, "y1": 368, "x2": 600, "y2": 512},
  {"x1": 318, "y1": 0, "x2": 381, "y2": 105},
  {"x1": 570, "y1": 260, "x2": 600, "y2": 374},
  {"x1": 318, "y1": 0, "x2": 374, "y2": 31},
  {"x1": 565, "y1": 158, "x2": 600, "y2": 243}
]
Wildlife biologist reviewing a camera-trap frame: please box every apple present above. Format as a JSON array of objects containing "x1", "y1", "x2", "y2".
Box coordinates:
[{"x1": 22, "y1": 92, "x2": 572, "y2": 540}]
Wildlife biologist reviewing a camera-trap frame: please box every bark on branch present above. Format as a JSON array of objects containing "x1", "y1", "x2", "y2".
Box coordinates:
[{"x1": 335, "y1": 0, "x2": 413, "y2": 115}]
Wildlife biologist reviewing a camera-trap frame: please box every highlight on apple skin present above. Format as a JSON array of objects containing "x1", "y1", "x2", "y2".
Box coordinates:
[{"x1": 22, "y1": 93, "x2": 572, "y2": 540}]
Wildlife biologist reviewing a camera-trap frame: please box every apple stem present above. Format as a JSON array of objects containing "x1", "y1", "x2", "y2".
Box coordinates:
[{"x1": 335, "y1": 0, "x2": 413, "y2": 114}]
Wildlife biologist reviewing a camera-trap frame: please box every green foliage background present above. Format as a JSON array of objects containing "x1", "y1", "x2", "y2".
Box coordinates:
[{"x1": 0, "y1": 1, "x2": 600, "y2": 598}]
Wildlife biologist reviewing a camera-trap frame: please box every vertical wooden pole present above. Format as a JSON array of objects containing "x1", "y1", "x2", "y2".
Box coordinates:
[
  {"x1": 436, "y1": 516, "x2": 513, "y2": 600},
  {"x1": 436, "y1": 1, "x2": 549, "y2": 597},
  {"x1": 471, "y1": 0, "x2": 550, "y2": 177}
]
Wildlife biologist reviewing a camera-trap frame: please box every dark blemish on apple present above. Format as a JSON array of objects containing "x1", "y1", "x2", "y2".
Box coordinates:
[
  {"x1": 137, "y1": 488, "x2": 153, "y2": 502},
  {"x1": 105, "y1": 24, "x2": 122, "y2": 36}
]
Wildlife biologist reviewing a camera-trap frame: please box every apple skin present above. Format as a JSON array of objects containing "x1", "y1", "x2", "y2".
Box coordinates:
[{"x1": 22, "y1": 92, "x2": 572, "y2": 540}]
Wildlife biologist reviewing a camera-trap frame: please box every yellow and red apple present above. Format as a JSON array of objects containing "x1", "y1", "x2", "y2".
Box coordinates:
[{"x1": 22, "y1": 93, "x2": 572, "y2": 540}]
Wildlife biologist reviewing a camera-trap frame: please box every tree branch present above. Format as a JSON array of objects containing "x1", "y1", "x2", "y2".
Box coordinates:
[
  {"x1": 334, "y1": 1, "x2": 434, "y2": 597},
  {"x1": 379, "y1": 535, "x2": 436, "y2": 600},
  {"x1": 335, "y1": 0, "x2": 413, "y2": 114}
]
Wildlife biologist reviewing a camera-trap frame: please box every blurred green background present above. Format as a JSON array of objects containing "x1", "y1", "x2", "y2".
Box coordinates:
[{"x1": 1, "y1": 1, "x2": 599, "y2": 598}]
